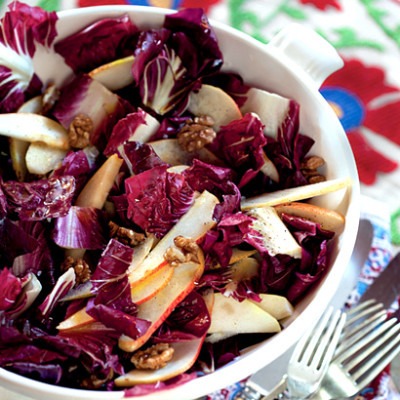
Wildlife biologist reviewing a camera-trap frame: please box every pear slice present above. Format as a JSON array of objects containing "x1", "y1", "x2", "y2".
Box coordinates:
[
  {"x1": 57, "y1": 306, "x2": 93, "y2": 330},
  {"x1": 149, "y1": 138, "x2": 225, "y2": 167},
  {"x1": 25, "y1": 142, "x2": 67, "y2": 175},
  {"x1": 115, "y1": 290, "x2": 213, "y2": 387},
  {"x1": 89, "y1": 55, "x2": 135, "y2": 91},
  {"x1": 260, "y1": 151, "x2": 279, "y2": 182},
  {"x1": 251, "y1": 294, "x2": 294, "y2": 320},
  {"x1": 241, "y1": 177, "x2": 354, "y2": 210},
  {"x1": 240, "y1": 87, "x2": 291, "y2": 139},
  {"x1": 115, "y1": 338, "x2": 204, "y2": 386},
  {"x1": 0, "y1": 113, "x2": 70, "y2": 149},
  {"x1": 246, "y1": 206, "x2": 302, "y2": 259},
  {"x1": 128, "y1": 190, "x2": 219, "y2": 287},
  {"x1": 130, "y1": 264, "x2": 174, "y2": 305},
  {"x1": 11, "y1": 96, "x2": 44, "y2": 180},
  {"x1": 119, "y1": 258, "x2": 205, "y2": 352},
  {"x1": 188, "y1": 84, "x2": 242, "y2": 131},
  {"x1": 76, "y1": 153, "x2": 123, "y2": 209},
  {"x1": 229, "y1": 248, "x2": 257, "y2": 264},
  {"x1": 208, "y1": 293, "x2": 280, "y2": 334},
  {"x1": 274, "y1": 202, "x2": 345, "y2": 235}
]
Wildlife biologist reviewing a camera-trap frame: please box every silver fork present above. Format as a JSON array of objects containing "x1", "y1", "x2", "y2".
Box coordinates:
[
  {"x1": 314, "y1": 299, "x2": 400, "y2": 400},
  {"x1": 286, "y1": 306, "x2": 346, "y2": 400}
]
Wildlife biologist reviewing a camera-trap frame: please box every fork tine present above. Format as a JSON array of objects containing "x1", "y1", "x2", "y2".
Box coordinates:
[
  {"x1": 335, "y1": 312, "x2": 388, "y2": 357},
  {"x1": 296, "y1": 306, "x2": 334, "y2": 365},
  {"x1": 345, "y1": 300, "x2": 384, "y2": 327},
  {"x1": 310, "y1": 310, "x2": 346, "y2": 370},
  {"x1": 338, "y1": 318, "x2": 399, "y2": 368},
  {"x1": 349, "y1": 319, "x2": 400, "y2": 379},
  {"x1": 356, "y1": 334, "x2": 400, "y2": 390}
]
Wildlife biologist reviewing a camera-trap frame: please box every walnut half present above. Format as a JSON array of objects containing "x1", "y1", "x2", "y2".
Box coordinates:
[
  {"x1": 61, "y1": 256, "x2": 91, "y2": 286},
  {"x1": 109, "y1": 221, "x2": 145, "y2": 247},
  {"x1": 69, "y1": 113, "x2": 92, "y2": 149},
  {"x1": 131, "y1": 343, "x2": 174, "y2": 370},
  {"x1": 177, "y1": 115, "x2": 216, "y2": 152},
  {"x1": 164, "y1": 236, "x2": 200, "y2": 267}
]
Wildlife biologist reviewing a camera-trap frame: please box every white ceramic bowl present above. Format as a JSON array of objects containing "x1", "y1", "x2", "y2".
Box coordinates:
[{"x1": 0, "y1": 6, "x2": 360, "y2": 400}]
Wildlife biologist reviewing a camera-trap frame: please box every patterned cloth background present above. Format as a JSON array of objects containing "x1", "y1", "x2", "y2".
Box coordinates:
[{"x1": 0, "y1": 0, "x2": 400, "y2": 399}]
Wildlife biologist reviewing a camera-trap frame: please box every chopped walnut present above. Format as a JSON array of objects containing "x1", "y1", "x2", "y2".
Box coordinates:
[
  {"x1": 109, "y1": 221, "x2": 145, "y2": 247},
  {"x1": 164, "y1": 235, "x2": 200, "y2": 267},
  {"x1": 41, "y1": 84, "x2": 60, "y2": 115},
  {"x1": 61, "y1": 256, "x2": 91, "y2": 286},
  {"x1": 131, "y1": 343, "x2": 174, "y2": 370},
  {"x1": 69, "y1": 114, "x2": 92, "y2": 149},
  {"x1": 177, "y1": 115, "x2": 216, "y2": 152},
  {"x1": 301, "y1": 156, "x2": 326, "y2": 184}
]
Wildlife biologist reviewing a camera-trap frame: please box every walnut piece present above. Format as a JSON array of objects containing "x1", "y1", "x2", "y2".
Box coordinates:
[
  {"x1": 177, "y1": 115, "x2": 216, "y2": 152},
  {"x1": 69, "y1": 114, "x2": 92, "y2": 149},
  {"x1": 109, "y1": 221, "x2": 145, "y2": 247},
  {"x1": 61, "y1": 256, "x2": 91, "y2": 286},
  {"x1": 164, "y1": 235, "x2": 200, "y2": 267},
  {"x1": 301, "y1": 156, "x2": 326, "y2": 184},
  {"x1": 131, "y1": 343, "x2": 174, "y2": 370}
]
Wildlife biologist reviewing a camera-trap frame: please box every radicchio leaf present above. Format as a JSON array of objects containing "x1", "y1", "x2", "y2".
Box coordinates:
[
  {"x1": 0, "y1": 268, "x2": 21, "y2": 313},
  {"x1": 125, "y1": 165, "x2": 194, "y2": 237},
  {"x1": 2, "y1": 175, "x2": 75, "y2": 221},
  {"x1": 52, "y1": 206, "x2": 107, "y2": 250},
  {"x1": 54, "y1": 14, "x2": 138, "y2": 73},
  {"x1": 86, "y1": 300, "x2": 150, "y2": 340},
  {"x1": 52, "y1": 74, "x2": 133, "y2": 150},
  {"x1": 0, "y1": 2, "x2": 58, "y2": 112},
  {"x1": 154, "y1": 291, "x2": 211, "y2": 342},
  {"x1": 38, "y1": 268, "x2": 76, "y2": 318},
  {"x1": 210, "y1": 113, "x2": 267, "y2": 188}
]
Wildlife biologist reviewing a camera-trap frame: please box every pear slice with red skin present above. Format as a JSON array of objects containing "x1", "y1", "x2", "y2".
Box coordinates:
[
  {"x1": 241, "y1": 177, "x2": 354, "y2": 210},
  {"x1": 128, "y1": 190, "x2": 219, "y2": 288},
  {"x1": 149, "y1": 138, "x2": 225, "y2": 167},
  {"x1": 188, "y1": 84, "x2": 242, "y2": 131},
  {"x1": 115, "y1": 290, "x2": 214, "y2": 387},
  {"x1": 119, "y1": 257, "x2": 205, "y2": 352},
  {"x1": 89, "y1": 55, "x2": 135, "y2": 91},
  {"x1": 274, "y1": 202, "x2": 345, "y2": 235},
  {"x1": 0, "y1": 113, "x2": 70, "y2": 149},
  {"x1": 208, "y1": 293, "x2": 280, "y2": 335},
  {"x1": 130, "y1": 264, "x2": 174, "y2": 305}
]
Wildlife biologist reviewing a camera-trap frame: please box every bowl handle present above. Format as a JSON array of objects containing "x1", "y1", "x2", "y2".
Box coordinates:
[{"x1": 266, "y1": 23, "x2": 343, "y2": 89}]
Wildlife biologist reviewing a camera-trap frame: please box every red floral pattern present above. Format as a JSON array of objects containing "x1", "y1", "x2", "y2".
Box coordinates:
[
  {"x1": 181, "y1": 0, "x2": 223, "y2": 13},
  {"x1": 321, "y1": 59, "x2": 400, "y2": 185},
  {"x1": 299, "y1": 0, "x2": 342, "y2": 10}
]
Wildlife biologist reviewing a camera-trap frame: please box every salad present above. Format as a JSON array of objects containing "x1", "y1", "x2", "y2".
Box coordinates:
[{"x1": 0, "y1": 2, "x2": 352, "y2": 395}]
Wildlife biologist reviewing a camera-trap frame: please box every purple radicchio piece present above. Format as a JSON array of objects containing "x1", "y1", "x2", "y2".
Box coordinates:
[
  {"x1": 87, "y1": 239, "x2": 150, "y2": 338},
  {"x1": 210, "y1": 113, "x2": 267, "y2": 189},
  {"x1": 38, "y1": 268, "x2": 76, "y2": 318},
  {"x1": 2, "y1": 175, "x2": 75, "y2": 221},
  {"x1": 52, "y1": 73, "x2": 133, "y2": 150},
  {"x1": 131, "y1": 8, "x2": 223, "y2": 116},
  {"x1": 125, "y1": 165, "x2": 195, "y2": 237},
  {"x1": 264, "y1": 100, "x2": 315, "y2": 189},
  {"x1": 154, "y1": 291, "x2": 211, "y2": 342},
  {"x1": 54, "y1": 14, "x2": 138, "y2": 73},
  {"x1": 0, "y1": 1, "x2": 57, "y2": 112}
]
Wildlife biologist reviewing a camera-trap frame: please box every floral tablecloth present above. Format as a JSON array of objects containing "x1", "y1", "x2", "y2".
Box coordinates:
[{"x1": 0, "y1": 0, "x2": 399, "y2": 399}]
